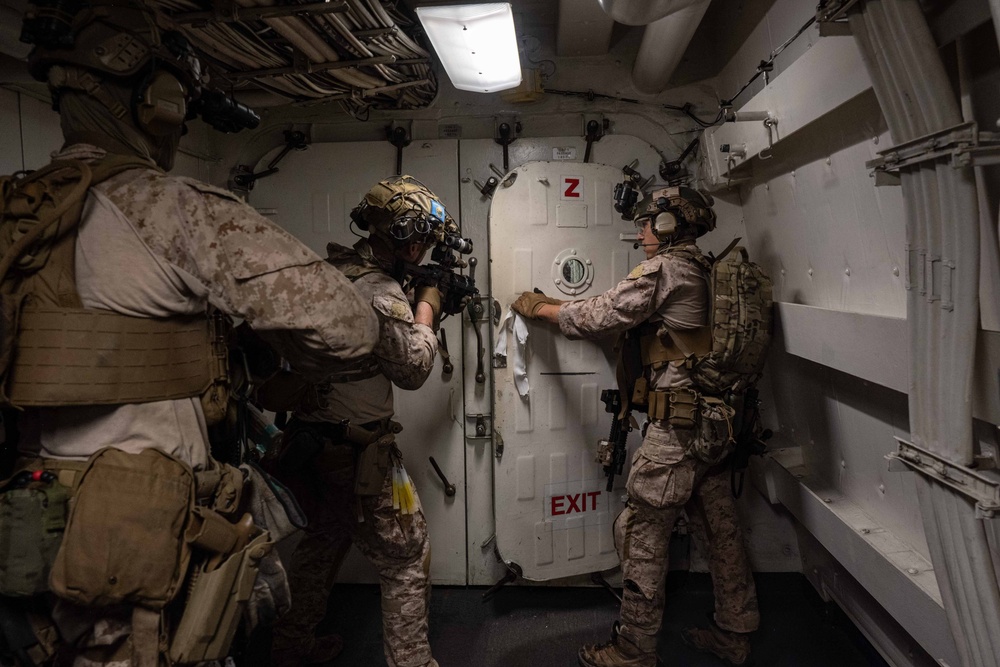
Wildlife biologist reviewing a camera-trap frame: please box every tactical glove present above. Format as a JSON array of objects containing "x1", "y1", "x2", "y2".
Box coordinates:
[
  {"x1": 512, "y1": 291, "x2": 564, "y2": 319},
  {"x1": 415, "y1": 285, "x2": 443, "y2": 328}
]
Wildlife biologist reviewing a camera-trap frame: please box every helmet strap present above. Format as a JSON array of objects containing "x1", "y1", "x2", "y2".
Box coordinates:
[{"x1": 48, "y1": 66, "x2": 129, "y2": 120}]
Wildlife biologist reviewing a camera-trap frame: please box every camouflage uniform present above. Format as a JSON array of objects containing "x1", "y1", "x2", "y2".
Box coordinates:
[
  {"x1": 559, "y1": 244, "x2": 759, "y2": 657},
  {"x1": 271, "y1": 238, "x2": 438, "y2": 667},
  {"x1": 14, "y1": 144, "x2": 378, "y2": 665}
]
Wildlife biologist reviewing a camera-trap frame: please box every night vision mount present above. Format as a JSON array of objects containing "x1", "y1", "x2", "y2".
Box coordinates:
[
  {"x1": 20, "y1": 0, "x2": 260, "y2": 134},
  {"x1": 613, "y1": 159, "x2": 653, "y2": 221}
]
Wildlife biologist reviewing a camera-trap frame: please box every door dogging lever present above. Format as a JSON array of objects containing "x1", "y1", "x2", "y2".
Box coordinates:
[{"x1": 428, "y1": 456, "x2": 456, "y2": 497}]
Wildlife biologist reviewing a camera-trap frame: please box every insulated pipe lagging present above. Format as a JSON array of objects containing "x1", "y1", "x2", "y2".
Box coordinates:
[{"x1": 631, "y1": 0, "x2": 711, "y2": 94}]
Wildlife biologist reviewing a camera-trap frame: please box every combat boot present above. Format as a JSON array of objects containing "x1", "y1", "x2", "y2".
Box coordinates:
[
  {"x1": 682, "y1": 624, "x2": 752, "y2": 666},
  {"x1": 578, "y1": 623, "x2": 659, "y2": 667}
]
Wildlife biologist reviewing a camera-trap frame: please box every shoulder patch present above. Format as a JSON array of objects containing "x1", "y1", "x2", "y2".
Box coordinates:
[
  {"x1": 627, "y1": 261, "x2": 660, "y2": 280},
  {"x1": 372, "y1": 294, "x2": 413, "y2": 323}
]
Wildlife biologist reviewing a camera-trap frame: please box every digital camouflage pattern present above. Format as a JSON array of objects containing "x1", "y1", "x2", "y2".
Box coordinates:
[
  {"x1": 561, "y1": 246, "x2": 759, "y2": 665},
  {"x1": 272, "y1": 445, "x2": 433, "y2": 667},
  {"x1": 12, "y1": 144, "x2": 378, "y2": 666},
  {"x1": 610, "y1": 424, "x2": 759, "y2": 656},
  {"x1": 304, "y1": 240, "x2": 438, "y2": 424},
  {"x1": 272, "y1": 243, "x2": 437, "y2": 667}
]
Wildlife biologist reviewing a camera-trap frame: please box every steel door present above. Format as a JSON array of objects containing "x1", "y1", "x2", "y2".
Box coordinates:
[{"x1": 490, "y1": 161, "x2": 643, "y2": 580}]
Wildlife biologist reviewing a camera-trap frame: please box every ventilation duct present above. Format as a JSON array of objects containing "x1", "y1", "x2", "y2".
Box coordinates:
[
  {"x1": 597, "y1": 0, "x2": 706, "y2": 26},
  {"x1": 631, "y1": 0, "x2": 710, "y2": 94}
]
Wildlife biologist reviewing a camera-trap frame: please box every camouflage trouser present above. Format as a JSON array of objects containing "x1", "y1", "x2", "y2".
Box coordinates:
[
  {"x1": 613, "y1": 423, "x2": 759, "y2": 653},
  {"x1": 271, "y1": 441, "x2": 433, "y2": 667}
]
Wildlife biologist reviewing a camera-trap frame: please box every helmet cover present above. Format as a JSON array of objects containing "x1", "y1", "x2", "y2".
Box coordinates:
[
  {"x1": 352, "y1": 175, "x2": 456, "y2": 247},
  {"x1": 633, "y1": 185, "x2": 716, "y2": 240},
  {"x1": 26, "y1": 0, "x2": 202, "y2": 94}
]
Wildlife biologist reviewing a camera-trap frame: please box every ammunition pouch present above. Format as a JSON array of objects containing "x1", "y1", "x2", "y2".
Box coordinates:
[
  {"x1": 0, "y1": 474, "x2": 69, "y2": 597},
  {"x1": 50, "y1": 448, "x2": 196, "y2": 609},
  {"x1": 645, "y1": 390, "x2": 736, "y2": 465},
  {"x1": 168, "y1": 531, "x2": 272, "y2": 665},
  {"x1": 647, "y1": 388, "x2": 699, "y2": 429}
]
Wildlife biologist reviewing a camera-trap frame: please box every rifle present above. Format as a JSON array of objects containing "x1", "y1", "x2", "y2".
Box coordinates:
[
  {"x1": 403, "y1": 232, "x2": 478, "y2": 317},
  {"x1": 597, "y1": 389, "x2": 631, "y2": 491},
  {"x1": 730, "y1": 385, "x2": 773, "y2": 497}
]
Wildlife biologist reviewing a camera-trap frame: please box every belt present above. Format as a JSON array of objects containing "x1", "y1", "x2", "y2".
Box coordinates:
[{"x1": 288, "y1": 417, "x2": 398, "y2": 447}]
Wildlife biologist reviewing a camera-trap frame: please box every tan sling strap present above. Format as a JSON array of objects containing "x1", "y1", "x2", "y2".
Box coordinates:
[{"x1": 7, "y1": 308, "x2": 214, "y2": 406}]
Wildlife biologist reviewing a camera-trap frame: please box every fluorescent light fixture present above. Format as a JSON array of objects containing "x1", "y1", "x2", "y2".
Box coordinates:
[{"x1": 416, "y1": 3, "x2": 521, "y2": 93}]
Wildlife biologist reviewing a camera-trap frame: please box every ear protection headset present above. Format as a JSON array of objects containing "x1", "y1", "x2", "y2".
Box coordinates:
[
  {"x1": 650, "y1": 187, "x2": 715, "y2": 240},
  {"x1": 133, "y1": 67, "x2": 188, "y2": 137}
]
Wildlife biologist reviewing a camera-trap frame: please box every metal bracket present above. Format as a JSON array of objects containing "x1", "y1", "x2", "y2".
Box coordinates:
[
  {"x1": 231, "y1": 130, "x2": 309, "y2": 192},
  {"x1": 816, "y1": 0, "x2": 862, "y2": 23},
  {"x1": 465, "y1": 413, "x2": 491, "y2": 439},
  {"x1": 887, "y1": 437, "x2": 1000, "y2": 519},
  {"x1": 583, "y1": 115, "x2": 608, "y2": 163},
  {"x1": 387, "y1": 122, "x2": 411, "y2": 176},
  {"x1": 866, "y1": 122, "x2": 1000, "y2": 174},
  {"x1": 494, "y1": 118, "x2": 521, "y2": 173}
]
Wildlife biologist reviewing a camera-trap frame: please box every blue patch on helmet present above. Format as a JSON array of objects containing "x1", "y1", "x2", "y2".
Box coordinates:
[{"x1": 429, "y1": 199, "x2": 446, "y2": 223}]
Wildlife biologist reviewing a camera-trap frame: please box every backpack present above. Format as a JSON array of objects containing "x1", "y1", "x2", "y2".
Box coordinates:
[{"x1": 690, "y1": 241, "x2": 774, "y2": 397}]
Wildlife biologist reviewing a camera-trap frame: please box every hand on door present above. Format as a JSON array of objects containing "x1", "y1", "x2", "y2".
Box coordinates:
[{"x1": 511, "y1": 290, "x2": 563, "y2": 322}]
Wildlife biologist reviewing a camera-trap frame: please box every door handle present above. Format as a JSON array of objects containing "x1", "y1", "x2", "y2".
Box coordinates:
[{"x1": 428, "y1": 456, "x2": 456, "y2": 497}]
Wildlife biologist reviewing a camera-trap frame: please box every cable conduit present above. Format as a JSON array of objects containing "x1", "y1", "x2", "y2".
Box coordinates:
[{"x1": 849, "y1": 2, "x2": 998, "y2": 666}]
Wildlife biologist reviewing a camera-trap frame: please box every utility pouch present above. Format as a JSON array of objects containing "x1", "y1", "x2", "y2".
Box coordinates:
[
  {"x1": 630, "y1": 377, "x2": 649, "y2": 409},
  {"x1": 49, "y1": 448, "x2": 194, "y2": 608},
  {"x1": 688, "y1": 397, "x2": 737, "y2": 465},
  {"x1": 355, "y1": 435, "x2": 394, "y2": 496},
  {"x1": 666, "y1": 388, "x2": 699, "y2": 430},
  {"x1": 168, "y1": 531, "x2": 271, "y2": 665},
  {"x1": 0, "y1": 475, "x2": 68, "y2": 596}
]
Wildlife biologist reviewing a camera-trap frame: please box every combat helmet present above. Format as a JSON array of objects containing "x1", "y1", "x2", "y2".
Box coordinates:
[
  {"x1": 633, "y1": 185, "x2": 717, "y2": 242},
  {"x1": 351, "y1": 175, "x2": 456, "y2": 248},
  {"x1": 22, "y1": 0, "x2": 203, "y2": 136}
]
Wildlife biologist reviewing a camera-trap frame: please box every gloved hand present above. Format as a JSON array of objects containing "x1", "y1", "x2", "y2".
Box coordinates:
[
  {"x1": 511, "y1": 291, "x2": 563, "y2": 319},
  {"x1": 415, "y1": 285, "x2": 442, "y2": 328}
]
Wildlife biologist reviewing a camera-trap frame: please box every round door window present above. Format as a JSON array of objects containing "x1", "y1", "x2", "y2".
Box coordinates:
[{"x1": 550, "y1": 248, "x2": 594, "y2": 296}]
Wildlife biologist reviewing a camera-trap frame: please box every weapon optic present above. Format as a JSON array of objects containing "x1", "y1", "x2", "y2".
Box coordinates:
[{"x1": 403, "y1": 231, "x2": 478, "y2": 317}]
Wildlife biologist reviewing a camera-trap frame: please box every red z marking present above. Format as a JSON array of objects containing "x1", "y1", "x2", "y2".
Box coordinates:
[{"x1": 564, "y1": 178, "x2": 581, "y2": 198}]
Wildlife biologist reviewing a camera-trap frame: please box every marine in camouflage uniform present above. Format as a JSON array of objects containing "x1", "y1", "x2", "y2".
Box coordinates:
[
  {"x1": 4, "y1": 3, "x2": 377, "y2": 665},
  {"x1": 270, "y1": 176, "x2": 448, "y2": 667},
  {"x1": 513, "y1": 187, "x2": 759, "y2": 667}
]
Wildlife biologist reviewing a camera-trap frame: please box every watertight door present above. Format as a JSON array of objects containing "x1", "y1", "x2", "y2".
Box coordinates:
[{"x1": 490, "y1": 161, "x2": 643, "y2": 581}]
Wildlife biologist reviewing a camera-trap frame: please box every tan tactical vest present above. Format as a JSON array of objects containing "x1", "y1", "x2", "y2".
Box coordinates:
[{"x1": 0, "y1": 156, "x2": 227, "y2": 411}]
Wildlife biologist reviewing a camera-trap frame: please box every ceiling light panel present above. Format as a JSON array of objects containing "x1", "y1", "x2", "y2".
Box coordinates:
[{"x1": 416, "y1": 3, "x2": 522, "y2": 93}]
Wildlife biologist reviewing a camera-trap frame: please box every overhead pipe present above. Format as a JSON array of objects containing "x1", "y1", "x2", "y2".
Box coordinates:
[
  {"x1": 598, "y1": 0, "x2": 706, "y2": 26},
  {"x1": 630, "y1": 0, "x2": 711, "y2": 94}
]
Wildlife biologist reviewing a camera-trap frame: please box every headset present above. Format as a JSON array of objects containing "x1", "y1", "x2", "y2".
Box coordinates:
[{"x1": 133, "y1": 67, "x2": 188, "y2": 136}]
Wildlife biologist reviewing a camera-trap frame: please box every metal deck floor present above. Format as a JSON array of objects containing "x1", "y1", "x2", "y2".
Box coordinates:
[{"x1": 248, "y1": 572, "x2": 889, "y2": 666}]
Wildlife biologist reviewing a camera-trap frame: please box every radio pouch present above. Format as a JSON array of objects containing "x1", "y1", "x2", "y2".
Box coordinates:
[
  {"x1": 0, "y1": 478, "x2": 68, "y2": 597},
  {"x1": 168, "y1": 531, "x2": 271, "y2": 664},
  {"x1": 49, "y1": 448, "x2": 195, "y2": 608}
]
